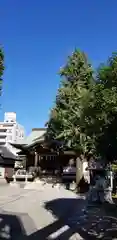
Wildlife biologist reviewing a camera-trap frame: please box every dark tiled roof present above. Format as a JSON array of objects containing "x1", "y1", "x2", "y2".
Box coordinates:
[{"x1": 0, "y1": 146, "x2": 17, "y2": 160}]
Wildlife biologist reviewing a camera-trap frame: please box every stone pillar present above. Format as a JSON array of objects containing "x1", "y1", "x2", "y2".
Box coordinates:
[
  {"x1": 104, "y1": 170, "x2": 113, "y2": 203},
  {"x1": 24, "y1": 157, "x2": 27, "y2": 170},
  {"x1": 110, "y1": 170, "x2": 113, "y2": 190},
  {"x1": 34, "y1": 151, "x2": 38, "y2": 167},
  {"x1": 38, "y1": 155, "x2": 41, "y2": 176},
  {"x1": 38, "y1": 154, "x2": 41, "y2": 164}
]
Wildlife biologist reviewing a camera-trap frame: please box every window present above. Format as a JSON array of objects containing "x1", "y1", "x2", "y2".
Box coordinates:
[
  {"x1": 8, "y1": 135, "x2": 12, "y2": 141},
  {"x1": 0, "y1": 135, "x2": 6, "y2": 139},
  {"x1": 8, "y1": 129, "x2": 12, "y2": 133},
  {"x1": 0, "y1": 142, "x2": 5, "y2": 145},
  {"x1": 4, "y1": 124, "x2": 13, "y2": 127},
  {"x1": 0, "y1": 129, "x2": 6, "y2": 132}
]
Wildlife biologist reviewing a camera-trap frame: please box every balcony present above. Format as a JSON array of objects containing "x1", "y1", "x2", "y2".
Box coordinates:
[
  {"x1": 0, "y1": 132, "x2": 7, "y2": 137},
  {"x1": 0, "y1": 136, "x2": 7, "y2": 143}
]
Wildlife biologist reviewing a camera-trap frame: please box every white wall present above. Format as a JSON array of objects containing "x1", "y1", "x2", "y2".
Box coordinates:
[
  {"x1": 0, "y1": 112, "x2": 25, "y2": 155},
  {"x1": 4, "y1": 112, "x2": 16, "y2": 123}
]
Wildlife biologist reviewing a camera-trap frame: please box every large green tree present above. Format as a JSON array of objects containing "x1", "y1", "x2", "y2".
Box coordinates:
[
  {"x1": 47, "y1": 50, "x2": 95, "y2": 154},
  {"x1": 47, "y1": 51, "x2": 117, "y2": 201},
  {"x1": 0, "y1": 47, "x2": 4, "y2": 95},
  {"x1": 90, "y1": 53, "x2": 117, "y2": 161},
  {"x1": 47, "y1": 50, "x2": 117, "y2": 162}
]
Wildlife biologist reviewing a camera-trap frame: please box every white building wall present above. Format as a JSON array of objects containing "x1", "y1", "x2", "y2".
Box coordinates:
[
  {"x1": 15, "y1": 123, "x2": 25, "y2": 142},
  {"x1": 0, "y1": 112, "x2": 25, "y2": 155},
  {"x1": 4, "y1": 112, "x2": 16, "y2": 123}
]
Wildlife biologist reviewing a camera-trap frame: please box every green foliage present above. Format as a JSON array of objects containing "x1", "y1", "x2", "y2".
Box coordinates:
[
  {"x1": 47, "y1": 50, "x2": 117, "y2": 161},
  {"x1": 0, "y1": 48, "x2": 4, "y2": 95},
  {"x1": 93, "y1": 53, "x2": 117, "y2": 160},
  {"x1": 47, "y1": 49, "x2": 94, "y2": 153}
]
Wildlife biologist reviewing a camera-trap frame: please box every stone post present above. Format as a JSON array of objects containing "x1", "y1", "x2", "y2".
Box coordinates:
[
  {"x1": 34, "y1": 151, "x2": 38, "y2": 167},
  {"x1": 34, "y1": 151, "x2": 38, "y2": 178}
]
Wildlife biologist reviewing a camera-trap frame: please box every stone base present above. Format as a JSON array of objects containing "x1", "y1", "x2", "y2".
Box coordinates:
[{"x1": 70, "y1": 182, "x2": 76, "y2": 191}]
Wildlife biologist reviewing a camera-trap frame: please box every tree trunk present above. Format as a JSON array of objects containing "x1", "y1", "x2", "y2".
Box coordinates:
[{"x1": 76, "y1": 156, "x2": 83, "y2": 192}]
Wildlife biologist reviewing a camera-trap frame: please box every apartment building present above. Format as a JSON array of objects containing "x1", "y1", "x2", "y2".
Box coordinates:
[{"x1": 0, "y1": 112, "x2": 25, "y2": 148}]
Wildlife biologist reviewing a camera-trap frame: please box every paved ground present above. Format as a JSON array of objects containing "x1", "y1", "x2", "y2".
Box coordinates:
[
  {"x1": 0, "y1": 181, "x2": 84, "y2": 239},
  {"x1": 0, "y1": 181, "x2": 117, "y2": 239}
]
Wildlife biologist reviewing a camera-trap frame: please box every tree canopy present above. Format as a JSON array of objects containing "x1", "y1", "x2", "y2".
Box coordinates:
[{"x1": 47, "y1": 49, "x2": 117, "y2": 161}]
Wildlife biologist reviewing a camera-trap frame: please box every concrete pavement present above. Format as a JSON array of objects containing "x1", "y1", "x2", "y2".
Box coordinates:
[
  {"x1": 1, "y1": 181, "x2": 117, "y2": 239},
  {"x1": 0, "y1": 182, "x2": 83, "y2": 239}
]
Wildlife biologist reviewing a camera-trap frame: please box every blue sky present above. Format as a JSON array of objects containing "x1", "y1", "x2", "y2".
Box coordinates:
[{"x1": 1, "y1": 0, "x2": 117, "y2": 134}]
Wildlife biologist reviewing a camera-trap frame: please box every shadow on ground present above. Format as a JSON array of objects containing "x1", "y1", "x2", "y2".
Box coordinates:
[
  {"x1": 1, "y1": 198, "x2": 117, "y2": 239},
  {"x1": 0, "y1": 213, "x2": 26, "y2": 239},
  {"x1": 28, "y1": 199, "x2": 117, "y2": 239},
  {"x1": 44, "y1": 197, "x2": 84, "y2": 219}
]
